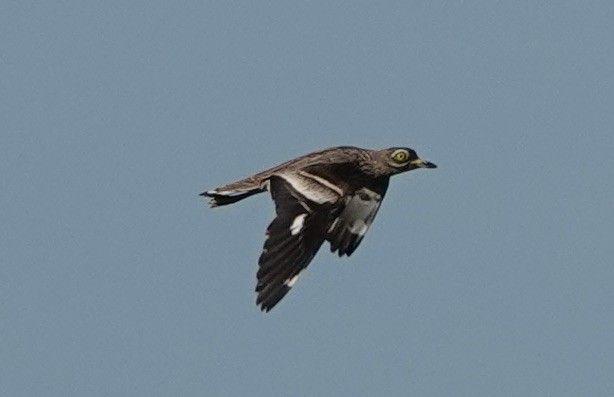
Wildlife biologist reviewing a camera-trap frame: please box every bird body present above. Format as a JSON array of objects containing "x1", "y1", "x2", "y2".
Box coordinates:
[{"x1": 202, "y1": 146, "x2": 436, "y2": 311}]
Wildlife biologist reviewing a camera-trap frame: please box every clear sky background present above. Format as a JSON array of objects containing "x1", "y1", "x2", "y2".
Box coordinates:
[{"x1": 1, "y1": 2, "x2": 613, "y2": 396}]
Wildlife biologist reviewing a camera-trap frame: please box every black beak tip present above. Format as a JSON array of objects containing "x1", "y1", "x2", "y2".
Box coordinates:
[{"x1": 424, "y1": 161, "x2": 437, "y2": 169}]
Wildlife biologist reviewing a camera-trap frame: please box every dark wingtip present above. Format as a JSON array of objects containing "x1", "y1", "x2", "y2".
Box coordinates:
[{"x1": 256, "y1": 295, "x2": 281, "y2": 313}]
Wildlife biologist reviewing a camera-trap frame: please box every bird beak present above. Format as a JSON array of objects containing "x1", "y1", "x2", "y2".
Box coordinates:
[{"x1": 410, "y1": 158, "x2": 437, "y2": 169}]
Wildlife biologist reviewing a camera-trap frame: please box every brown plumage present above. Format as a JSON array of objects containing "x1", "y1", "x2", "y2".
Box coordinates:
[{"x1": 201, "y1": 146, "x2": 436, "y2": 311}]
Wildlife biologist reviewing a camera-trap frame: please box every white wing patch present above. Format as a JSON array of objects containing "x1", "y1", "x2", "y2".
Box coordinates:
[
  {"x1": 290, "y1": 213, "x2": 308, "y2": 236},
  {"x1": 284, "y1": 270, "x2": 304, "y2": 287},
  {"x1": 278, "y1": 173, "x2": 340, "y2": 204},
  {"x1": 348, "y1": 219, "x2": 369, "y2": 236},
  {"x1": 327, "y1": 187, "x2": 384, "y2": 256},
  {"x1": 298, "y1": 171, "x2": 344, "y2": 196}
]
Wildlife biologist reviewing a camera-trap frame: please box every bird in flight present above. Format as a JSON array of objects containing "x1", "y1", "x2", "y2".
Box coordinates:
[{"x1": 202, "y1": 146, "x2": 436, "y2": 312}]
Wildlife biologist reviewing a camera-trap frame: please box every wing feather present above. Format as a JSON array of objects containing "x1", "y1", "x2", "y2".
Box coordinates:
[
  {"x1": 328, "y1": 187, "x2": 386, "y2": 257},
  {"x1": 255, "y1": 176, "x2": 334, "y2": 311}
]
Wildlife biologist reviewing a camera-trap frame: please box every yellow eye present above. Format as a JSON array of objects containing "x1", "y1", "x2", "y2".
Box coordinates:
[{"x1": 391, "y1": 150, "x2": 409, "y2": 163}]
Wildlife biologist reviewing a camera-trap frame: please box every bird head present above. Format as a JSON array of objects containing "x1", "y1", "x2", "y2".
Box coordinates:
[{"x1": 375, "y1": 147, "x2": 437, "y2": 175}]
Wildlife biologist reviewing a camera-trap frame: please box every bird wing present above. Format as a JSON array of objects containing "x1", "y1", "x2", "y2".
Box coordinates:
[
  {"x1": 327, "y1": 184, "x2": 388, "y2": 257},
  {"x1": 256, "y1": 175, "x2": 338, "y2": 311}
]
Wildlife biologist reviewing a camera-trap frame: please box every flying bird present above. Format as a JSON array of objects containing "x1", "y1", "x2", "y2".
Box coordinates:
[{"x1": 202, "y1": 146, "x2": 436, "y2": 311}]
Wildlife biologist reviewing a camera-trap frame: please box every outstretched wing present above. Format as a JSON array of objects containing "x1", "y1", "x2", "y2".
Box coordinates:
[
  {"x1": 328, "y1": 181, "x2": 389, "y2": 257},
  {"x1": 256, "y1": 175, "x2": 338, "y2": 312}
]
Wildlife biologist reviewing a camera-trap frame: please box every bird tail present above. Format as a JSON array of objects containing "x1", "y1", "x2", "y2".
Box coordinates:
[{"x1": 201, "y1": 178, "x2": 266, "y2": 208}]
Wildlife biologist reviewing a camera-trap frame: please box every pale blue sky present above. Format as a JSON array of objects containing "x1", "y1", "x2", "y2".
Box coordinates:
[{"x1": 1, "y1": 1, "x2": 613, "y2": 396}]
